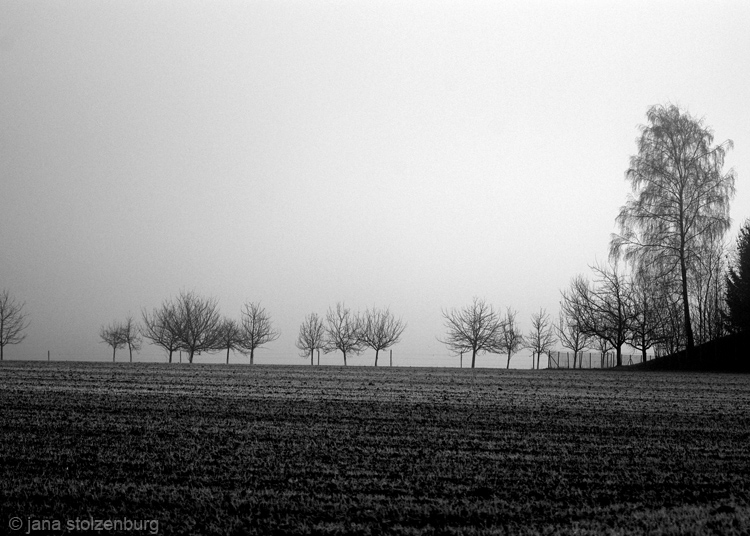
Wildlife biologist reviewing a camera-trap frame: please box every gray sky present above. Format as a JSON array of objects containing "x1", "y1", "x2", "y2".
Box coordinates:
[{"x1": 2, "y1": 0, "x2": 749, "y2": 367}]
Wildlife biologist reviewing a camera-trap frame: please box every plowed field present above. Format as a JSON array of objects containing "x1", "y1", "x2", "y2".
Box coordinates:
[{"x1": 1, "y1": 362, "x2": 749, "y2": 535}]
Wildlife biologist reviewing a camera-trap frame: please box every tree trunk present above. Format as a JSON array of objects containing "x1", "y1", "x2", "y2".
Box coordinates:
[
  {"x1": 616, "y1": 345, "x2": 622, "y2": 367},
  {"x1": 250, "y1": 348, "x2": 254, "y2": 365},
  {"x1": 317, "y1": 349, "x2": 320, "y2": 366},
  {"x1": 375, "y1": 349, "x2": 379, "y2": 367},
  {"x1": 343, "y1": 351, "x2": 347, "y2": 366},
  {"x1": 1, "y1": 345, "x2": 3, "y2": 361},
  {"x1": 112, "y1": 347, "x2": 116, "y2": 363},
  {"x1": 679, "y1": 226, "x2": 695, "y2": 351},
  {"x1": 129, "y1": 345, "x2": 133, "y2": 363},
  {"x1": 506, "y1": 352, "x2": 511, "y2": 369},
  {"x1": 310, "y1": 349, "x2": 314, "y2": 366},
  {"x1": 471, "y1": 348, "x2": 477, "y2": 369},
  {"x1": 226, "y1": 347, "x2": 230, "y2": 364},
  {"x1": 168, "y1": 349, "x2": 173, "y2": 364},
  {"x1": 189, "y1": 349, "x2": 194, "y2": 364}
]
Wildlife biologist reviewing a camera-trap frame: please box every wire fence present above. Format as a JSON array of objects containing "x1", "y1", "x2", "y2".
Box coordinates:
[{"x1": 547, "y1": 350, "x2": 654, "y2": 369}]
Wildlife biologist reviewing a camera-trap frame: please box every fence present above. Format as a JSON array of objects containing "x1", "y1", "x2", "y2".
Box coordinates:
[{"x1": 547, "y1": 351, "x2": 654, "y2": 369}]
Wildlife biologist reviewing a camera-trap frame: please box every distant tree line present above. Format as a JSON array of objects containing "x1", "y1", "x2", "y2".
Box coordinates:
[
  {"x1": 296, "y1": 303, "x2": 406, "y2": 366},
  {"x1": 438, "y1": 297, "x2": 555, "y2": 369},
  {"x1": 111, "y1": 291, "x2": 281, "y2": 364},
  {"x1": 99, "y1": 293, "x2": 406, "y2": 366}
]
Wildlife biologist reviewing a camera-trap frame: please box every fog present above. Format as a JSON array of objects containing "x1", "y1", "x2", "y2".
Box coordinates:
[{"x1": 2, "y1": 1, "x2": 749, "y2": 367}]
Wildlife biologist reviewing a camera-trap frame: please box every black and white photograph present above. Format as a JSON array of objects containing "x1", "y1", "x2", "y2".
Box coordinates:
[{"x1": 1, "y1": 0, "x2": 749, "y2": 534}]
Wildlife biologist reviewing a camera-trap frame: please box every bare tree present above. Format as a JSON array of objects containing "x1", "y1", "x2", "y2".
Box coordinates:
[
  {"x1": 121, "y1": 315, "x2": 142, "y2": 363},
  {"x1": 324, "y1": 303, "x2": 363, "y2": 366},
  {"x1": 100, "y1": 321, "x2": 125, "y2": 362},
  {"x1": 439, "y1": 297, "x2": 504, "y2": 369},
  {"x1": 628, "y1": 268, "x2": 668, "y2": 363},
  {"x1": 0, "y1": 289, "x2": 30, "y2": 361},
  {"x1": 295, "y1": 313, "x2": 326, "y2": 365},
  {"x1": 360, "y1": 307, "x2": 406, "y2": 366},
  {"x1": 690, "y1": 238, "x2": 727, "y2": 344},
  {"x1": 594, "y1": 336, "x2": 613, "y2": 367},
  {"x1": 173, "y1": 290, "x2": 222, "y2": 363},
  {"x1": 215, "y1": 318, "x2": 243, "y2": 364},
  {"x1": 525, "y1": 308, "x2": 556, "y2": 369},
  {"x1": 498, "y1": 307, "x2": 524, "y2": 369},
  {"x1": 611, "y1": 104, "x2": 735, "y2": 351},
  {"x1": 571, "y1": 263, "x2": 635, "y2": 367},
  {"x1": 558, "y1": 283, "x2": 592, "y2": 368},
  {"x1": 142, "y1": 299, "x2": 183, "y2": 363},
  {"x1": 239, "y1": 302, "x2": 280, "y2": 365}
]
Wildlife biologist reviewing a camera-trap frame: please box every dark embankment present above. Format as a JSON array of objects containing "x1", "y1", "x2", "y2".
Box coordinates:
[{"x1": 636, "y1": 330, "x2": 750, "y2": 372}]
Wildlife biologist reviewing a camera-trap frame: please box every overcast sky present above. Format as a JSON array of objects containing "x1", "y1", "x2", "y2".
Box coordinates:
[{"x1": 1, "y1": 0, "x2": 749, "y2": 368}]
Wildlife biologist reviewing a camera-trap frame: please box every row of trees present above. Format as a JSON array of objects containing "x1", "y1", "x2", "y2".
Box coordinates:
[
  {"x1": 100, "y1": 292, "x2": 406, "y2": 366},
  {"x1": 101, "y1": 292, "x2": 280, "y2": 364},
  {"x1": 439, "y1": 298, "x2": 555, "y2": 369},
  {"x1": 295, "y1": 303, "x2": 406, "y2": 366}
]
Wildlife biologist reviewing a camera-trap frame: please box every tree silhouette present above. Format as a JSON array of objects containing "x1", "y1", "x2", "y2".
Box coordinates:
[
  {"x1": 360, "y1": 307, "x2": 406, "y2": 366},
  {"x1": 611, "y1": 104, "x2": 735, "y2": 351},
  {"x1": 525, "y1": 308, "x2": 556, "y2": 369},
  {"x1": 296, "y1": 313, "x2": 326, "y2": 365},
  {"x1": 100, "y1": 321, "x2": 125, "y2": 362},
  {"x1": 121, "y1": 315, "x2": 142, "y2": 363},
  {"x1": 324, "y1": 303, "x2": 363, "y2": 366},
  {"x1": 498, "y1": 307, "x2": 524, "y2": 369},
  {"x1": 215, "y1": 318, "x2": 243, "y2": 364},
  {"x1": 440, "y1": 297, "x2": 504, "y2": 369},
  {"x1": 142, "y1": 299, "x2": 183, "y2": 363},
  {"x1": 239, "y1": 302, "x2": 279, "y2": 365},
  {"x1": 0, "y1": 289, "x2": 30, "y2": 361},
  {"x1": 725, "y1": 219, "x2": 750, "y2": 333},
  {"x1": 173, "y1": 291, "x2": 222, "y2": 363}
]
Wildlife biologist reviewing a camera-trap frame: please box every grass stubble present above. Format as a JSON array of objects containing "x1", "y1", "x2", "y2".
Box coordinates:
[{"x1": 1, "y1": 362, "x2": 749, "y2": 535}]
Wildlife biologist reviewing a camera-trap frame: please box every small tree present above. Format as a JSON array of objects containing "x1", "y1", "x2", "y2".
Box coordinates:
[
  {"x1": 525, "y1": 308, "x2": 556, "y2": 369},
  {"x1": 239, "y1": 302, "x2": 280, "y2": 365},
  {"x1": 100, "y1": 321, "x2": 125, "y2": 362},
  {"x1": 295, "y1": 313, "x2": 326, "y2": 365},
  {"x1": 0, "y1": 289, "x2": 30, "y2": 361},
  {"x1": 173, "y1": 290, "x2": 222, "y2": 363},
  {"x1": 439, "y1": 297, "x2": 504, "y2": 369},
  {"x1": 629, "y1": 268, "x2": 666, "y2": 363},
  {"x1": 498, "y1": 307, "x2": 524, "y2": 369},
  {"x1": 121, "y1": 315, "x2": 142, "y2": 363},
  {"x1": 324, "y1": 303, "x2": 363, "y2": 366},
  {"x1": 215, "y1": 318, "x2": 243, "y2": 364},
  {"x1": 570, "y1": 263, "x2": 635, "y2": 367},
  {"x1": 360, "y1": 307, "x2": 406, "y2": 366},
  {"x1": 558, "y1": 283, "x2": 592, "y2": 368},
  {"x1": 726, "y1": 219, "x2": 750, "y2": 333},
  {"x1": 142, "y1": 299, "x2": 183, "y2": 363}
]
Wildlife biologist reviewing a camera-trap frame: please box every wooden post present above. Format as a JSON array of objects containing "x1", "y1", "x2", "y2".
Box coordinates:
[{"x1": 48, "y1": 350, "x2": 50, "y2": 362}]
